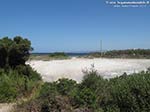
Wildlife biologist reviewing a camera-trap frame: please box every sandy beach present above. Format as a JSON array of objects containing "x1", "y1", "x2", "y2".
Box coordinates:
[{"x1": 27, "y1": 58, "x2": 150, "y2": 82}]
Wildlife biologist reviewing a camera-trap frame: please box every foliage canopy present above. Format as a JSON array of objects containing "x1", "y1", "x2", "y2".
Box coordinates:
[{"x1": 0, "y1": 36, "x2": 32, "y2": 68}]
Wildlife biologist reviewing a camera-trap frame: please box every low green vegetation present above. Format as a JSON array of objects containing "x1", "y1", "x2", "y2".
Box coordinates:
[
  {"x1": 89, "y1": 49, "x2": 150, "y2": 59},
  {"x1": 0, "y1": 66, "x2": 41, "y2": 103},
  {"x1": 29, "y1": 52, "x2": 69, "y2": 61},
  {"x1": 15, "y1": 68, "x2": 150, "y2": 112},
  {"x1": 49, "y1": 52, "x2": 69, "y2": 59}
]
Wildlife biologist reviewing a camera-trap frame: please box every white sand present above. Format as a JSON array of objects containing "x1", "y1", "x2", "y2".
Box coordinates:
[
  {"x1": 27, "y1": 58, "x2": 150, "y2": 82},
  {"x1": 0, "y1": 103, "x2": 15, "y2": 112}
]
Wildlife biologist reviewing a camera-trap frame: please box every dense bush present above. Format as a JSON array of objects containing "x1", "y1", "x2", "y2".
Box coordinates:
[
  {"x1": 16, "y1": 65, "x2": 41, "y2": 81},
  {"x1": 0, "y1": 68, "x2": 41, "y2": 103},
  {"x1": 108, "y1": 72, "x2": 150, "y2": 112},
  {"x1": 56, "y1": 78, "x2": 77, "y2": 96},
  {"x1": 15, "y1": 69, "x2": 150, "y2": 112},
  {"x1": 81, "y1": 67, "x2": 107, "y2": 92},
  {"x1": 26, "y1": 79, "x2": 77, "y2": 112},
  {"x1": 73, "y1": 87, "x2": 97, "y2": 108},
  {"x1": 0, "y1": 36, "x2": 32, "y2": 68},
  {"x1": 0, "y1": 73, "x2": 17, "y2": 102},
  {"x1": 39, "y1": 82, "x2": 58, "y2": 98}
]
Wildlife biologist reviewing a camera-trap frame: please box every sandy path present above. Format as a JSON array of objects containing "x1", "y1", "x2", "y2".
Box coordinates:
[
  {"x1": 0, "y1": 103, "x2": 15, "y2": 112},
  {"x1": 27, "y1": 58, "x2": 150, "y2": 82}
]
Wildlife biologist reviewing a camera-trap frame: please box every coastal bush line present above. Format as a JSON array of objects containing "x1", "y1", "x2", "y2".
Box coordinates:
[
  {"x1": 89, "y1": 49, "x2": 150, "y2": 59},
  {"x1": 30, "y1": 52, "x2": 69, "y2": 61}
]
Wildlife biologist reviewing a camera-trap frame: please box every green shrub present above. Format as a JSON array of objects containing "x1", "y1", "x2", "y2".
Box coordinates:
[
  {"x1": 15, "y1": 69, "x2": 150, "y2": 112},
  {"x1": 0, "y1": 68, "x2": 41, "y2": 102},
  {"x1": 39, "y1": 82, "x2": 58, "y2": 98},
  {"x1": 73, "y1": 87, "x2": 97, "y2": 109},
  {"x1": 16, "y1": 65, "x2": 41, "y2": 80},
  {"x1": 56, "y1": 78, "x2": 77, "y2": 96},
  {"x1": 81, "y1": 67, "x2": 107, "y2": 92},
  {"x1": 109, "y1": 72, "x2": 150, "y2": 112},
  {"x1": 0, "y1": 74, "x2": 17, "y2": 102}
]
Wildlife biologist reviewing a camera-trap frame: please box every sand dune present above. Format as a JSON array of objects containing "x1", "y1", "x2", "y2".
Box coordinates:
[{"x1": 27, "y1": 58, "x2": 150, "y2": 82}]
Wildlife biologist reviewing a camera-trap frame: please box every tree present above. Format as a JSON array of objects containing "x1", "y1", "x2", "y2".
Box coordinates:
[
  {"x1": 0, "y1": 37, "x2": 13, "y2": 68},
  {"x1": 0, "y1": 36, "x2": 33, "y2": 68},
  {"x1": 9, "y1": 36, "x2": 33, "y2": 67}
]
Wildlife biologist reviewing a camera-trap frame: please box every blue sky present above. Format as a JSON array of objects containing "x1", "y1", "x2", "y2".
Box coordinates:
[{"x1": 0, "y1": 0, "x2": 150, "y2": 52}]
